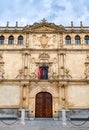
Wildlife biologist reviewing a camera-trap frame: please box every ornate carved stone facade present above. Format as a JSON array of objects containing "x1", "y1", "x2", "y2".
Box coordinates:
[{"x1": 0, "y1": 19, "x2": 89, "y2": 118}]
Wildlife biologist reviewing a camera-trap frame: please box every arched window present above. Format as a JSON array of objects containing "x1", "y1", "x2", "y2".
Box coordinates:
[
  {"x1": 85, "y1": 35, "x2": 89, "y2": 44},
  {"x1": 65, "y1": 35, "x2": 71, "y2": 44},
  {"x1": 75, "y1": 35, "x2": 81, "y2": 44},
  {"x1": 8, "y1": 35, "x2": 14, "y2": 44},
  {"x1": 18, "y1": 35, "x2": 23, "y2": 44},
  {"x1": 0, "y1": 35, "x2": 4, "y2": 44}
]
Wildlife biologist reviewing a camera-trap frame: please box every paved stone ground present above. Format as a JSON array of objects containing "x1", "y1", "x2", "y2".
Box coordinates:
[{"x1": 0, "y1": 119, "x2": 89, "y2": 130}]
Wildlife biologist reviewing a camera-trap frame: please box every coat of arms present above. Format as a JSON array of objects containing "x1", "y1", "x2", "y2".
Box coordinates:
[{"x1": 38, "y1": 34, "x2": 50, "y2": 48}]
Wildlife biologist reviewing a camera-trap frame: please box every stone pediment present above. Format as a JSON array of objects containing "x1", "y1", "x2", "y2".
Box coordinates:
[
  {"x1": 33, "y1": 26, "x2": 55, "y2": 31},
  {"x1": 23, "y1": 18, "x2": 65, "y2": 32}
]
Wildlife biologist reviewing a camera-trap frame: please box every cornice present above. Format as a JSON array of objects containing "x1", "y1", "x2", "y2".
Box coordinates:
[
  {"x1": 1, "y1": 20, "x2": 89, "y2": 34},
  {"x1": 0, "y1": 48, "x2": 89, "y2": 52},
  {"x1": 0, "y1": 78, "x2": 89, "y2": 83}
]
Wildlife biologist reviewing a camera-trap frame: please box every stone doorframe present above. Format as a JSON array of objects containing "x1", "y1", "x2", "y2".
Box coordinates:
[{"x1": 29, "y1": 81, "x2": 60, "y2": 118}]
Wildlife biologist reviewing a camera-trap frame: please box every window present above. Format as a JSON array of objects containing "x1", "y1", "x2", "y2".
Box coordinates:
[
  {"x1": 8, "y1": 35, "x2": 14, "y2": 44},
  {"x1": 0, "y1": 35, "x2": 4, "y2": 44},
  {"x1": 38, "y1": 65, "x2": 49, "y2": 79},
  {"x1": 85, "y1": 35, "x2": 89, "y2": 44},
  {"x1": 18, "y1": 35, "x2": 23, "y2": 44},
  {"x1": 75, "y1": 35, "x2": 81, "y2": 44},
  {"x1": 65, "y1": 35, "x2": 71, "y2": 44}
]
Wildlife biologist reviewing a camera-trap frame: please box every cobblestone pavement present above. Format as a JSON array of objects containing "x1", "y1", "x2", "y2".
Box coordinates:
[{"x1": 0, "y1": 119, "x2": 89, "y2": 130}]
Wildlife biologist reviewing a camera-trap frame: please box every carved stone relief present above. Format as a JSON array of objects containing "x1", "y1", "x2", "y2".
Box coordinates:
[
  {"x1": 16, "y1": 51, "x2": 31, "y2": 79},
  {"x1": 52, "y1": 35, "x2": 56, "y2": 43},
  {"x1": 39, "y1": 52, "x2": 50, "y2": 60},
  {"x1": 0, "y1": 54, "x2": 5, "y2": 79},
  {"x1": 32, "y1": 34, "x2": 36, "y2": 43},
  {"x1": 64, "y1": 68, "x2": 72, "y2": 78},
  {"x1": 38, "y1": 34, "x2": 50, "y2": 48},
  {"x1": 84, "y1": 55, "x2": 89, "y2": 79}
]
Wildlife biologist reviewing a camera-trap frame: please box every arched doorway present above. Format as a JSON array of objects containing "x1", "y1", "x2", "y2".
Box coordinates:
[{"x1": 35, "y1": 92, "x2": 52, "y2": 118}]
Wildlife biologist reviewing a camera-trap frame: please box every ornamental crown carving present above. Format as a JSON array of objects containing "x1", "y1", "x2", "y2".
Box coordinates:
[
  {"x1": 23, "y1": 19, "x2": 65, "y2": 32},
  {"x1": 39, "y1": 52, "x2": 50, "y2": 60}
]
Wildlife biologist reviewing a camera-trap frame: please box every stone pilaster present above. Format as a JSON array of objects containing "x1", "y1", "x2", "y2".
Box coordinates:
[
  {"x1": 58, "y1": 51, "x2": 66, "y2": 79},
  {"x1": 20, "y1": 83, "x2": 30, "y2": 109}
]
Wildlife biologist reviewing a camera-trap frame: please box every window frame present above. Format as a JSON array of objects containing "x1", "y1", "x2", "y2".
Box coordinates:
[
  {"x1": 8, "y1": 35, "x2": 14, "y2": 44},
  {"x1": 75, "y1": 35, "x2": 81, "y2": 44},
  {"x1": 65, "y1": 35, "x2": 71, "y2": 44},
  {"x1": 0, "y1": 35, "x2": 4, "y2": 44},
  {"x1": 18, "y1": 35, "x2": 23, "y2": 44},
  {"x1": 85, "y1": 35, "x2": 89, "y2": 44}
]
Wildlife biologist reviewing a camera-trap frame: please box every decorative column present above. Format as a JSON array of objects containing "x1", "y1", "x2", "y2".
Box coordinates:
[
  {"x1": 57, "y1": 53, "x2": 60, "y2": 79},
  {"x1": 20, "y1": 84, "x2": 23, "y2": 108},
  {"x1": 61, "y1": 84, "x2": 66, "y2": 107},
  {"x1": 25, "y1": 84, "x2": 30, "y2": 109},
  {"x1": 60, "y1": 83, "x2": 68, "y2": 109},
  {"x1": 22, "y1": 51, "x2": 31, "y2": 78},
  {"x1": 20, "y1": 84, "x2": 30, "y2": 109},
  {"x1": 58, "y1": 83, "x2": 68, "y2": 120},
  {"x1": 58, "y1": 83, "x2": 62, "y2": 110},
  {"x1": 58, "y1": 52, "x2": 66, "y2": 79},
  {"x1": 16, "y1": 51, "x2": 31, "y2": 79}
]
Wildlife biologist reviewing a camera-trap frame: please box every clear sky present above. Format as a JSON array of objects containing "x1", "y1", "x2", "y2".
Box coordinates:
[{"x1": 0, "y1": 0, "x2": 89, "y2": 26}]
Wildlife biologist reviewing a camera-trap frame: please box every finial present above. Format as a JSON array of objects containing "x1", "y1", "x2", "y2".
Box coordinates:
[
  {"x1": 6, "y1": 21, "x2": 9, "y2": 27},
  {"x1": 16, "y1": 21, "x2": 18, "y2": 27},
  {"x1": 80, "y1": 21, "x2": 83, "y2": 27},
  {"x1": 71, "y1": 21, "x2": 73, "y2": 27},
  {"x1": 41, "y1": 18, "x2": 47, "y2": 23}
]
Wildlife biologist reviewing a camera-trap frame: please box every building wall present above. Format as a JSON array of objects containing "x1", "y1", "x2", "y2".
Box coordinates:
[
  {"x1": 0, "y1": 83, "x2": 20, "y2": 108},
  {"x1": 67, "y1": 84, "x2": 89, "y2": 108},
  {"x1": 0, "y1": 20, "x2": 89, "y2": 117}
]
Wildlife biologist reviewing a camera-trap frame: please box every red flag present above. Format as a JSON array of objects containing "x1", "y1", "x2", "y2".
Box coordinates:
[{"x1": 38, "y1": 67, "x2": 40, "y2": 79}]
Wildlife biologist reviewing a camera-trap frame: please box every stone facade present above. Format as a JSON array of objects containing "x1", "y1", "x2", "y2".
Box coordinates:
[{"x1": 0, "y1": 19, "x2": 89, "y2": 118}]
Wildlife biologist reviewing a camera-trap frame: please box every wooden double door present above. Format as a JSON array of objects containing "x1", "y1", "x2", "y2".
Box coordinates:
[{"x1": 35, "y1": 92, "x2": 52, "y2": 118}]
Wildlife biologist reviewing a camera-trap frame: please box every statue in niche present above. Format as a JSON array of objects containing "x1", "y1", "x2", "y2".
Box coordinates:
[{"x1": 38, "y1": 34, "x2": 50, "y2": 48}]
